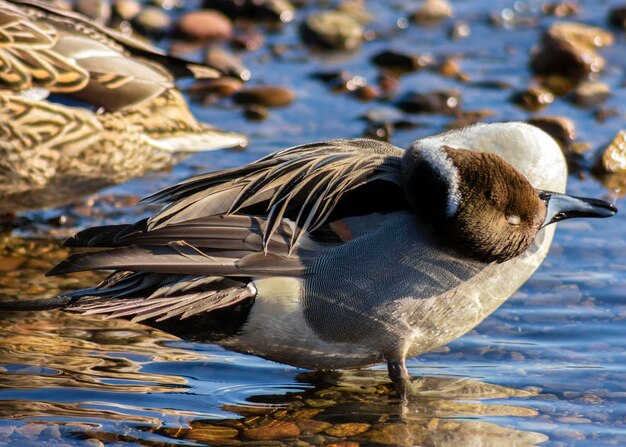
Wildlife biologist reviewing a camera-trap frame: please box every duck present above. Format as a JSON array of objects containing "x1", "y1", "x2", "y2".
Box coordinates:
[
  {"x1": 0, "y1": 0, "x2": 248, "y2": 215},
  {"x1": 1, "y1": 122, "x2": 616, "y2": 401}
]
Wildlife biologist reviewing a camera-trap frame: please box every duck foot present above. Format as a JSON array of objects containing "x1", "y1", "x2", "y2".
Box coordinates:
[{"x1": 387, "y1": 358, "x2": 411, "y2": 403}]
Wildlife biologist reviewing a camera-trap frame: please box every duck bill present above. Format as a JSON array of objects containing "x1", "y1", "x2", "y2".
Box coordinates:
[{"x1": 539, "y1": 190, "x2": 617, "y2": 228}]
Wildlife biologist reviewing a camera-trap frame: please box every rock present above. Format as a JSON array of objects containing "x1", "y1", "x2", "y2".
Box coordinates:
[
  {"x1": 294, "y1": 419, "x2": 332, "y2": 434},
  {"x1": 300, "y1": 11, "x2": 363, "y2": 50},
  {"x1": 244, "y1": 105, "x2": 269, "y2": 120},
  {"x1": 527, "y1": 116, "x2": 576, "y2": 150},
  {"x1": 152, "y1": 0, "x2": 182, "y2": 9},
  {"x1": 232, "y1": 30, "x2": 266, "y2": 51},
  {"x1": 336, "y1": 1, "x2": 375, "y2": 24},
  {"x1": 396, "y1": 89, "x2": 461, "y2": 115},
  {"x1": 134, "y1": 7, "x2": 171, "y2": 35},
  {"x1": 541, "y1": 1, "x2": 580, "y2": 17},
  {"x1": 325, "y1": 423, "x2": 370, "y2": 437},
  {"x1": 449, "y1": 21, "x2": 470, "y2": 39},
  {"x1": 205, "y1": 47, "x2": 251, "y2": 81},
  {"x1": 597, "y1": 130, "x2": 626, "y2": 173},
  {"x1": 243, "y1": 421, "x2": 300, "y2": 441},
  {"x1": 354, "y1": 85, "x2": 379, "y2": 101},
  {"x1": 608, "y1": 6, "x2": 626, "y2": 29},
  {"x1": 371, "y1": 50, "x2": 433, "y2": 72},
  {"x1": 190, "y1": 77, "x2": 244, "y2": 100},
  {"x1": 410, "y1": 0, "x2": 453, "y2": 24},
  {"x1": 530, "y1": 22, "x2": 613, "y2": 80},
  {"x1": 571, "y1": 81, "x2": 610, "y2": 107},
  {"x1": 234, "y1": 86, "x2": 295, "y2": 107},
  {"x1": 184, "y1": 425, "x2": 239, "y2": 442},
  {"x1": 75, "y1": 0, "x2": 111, "y2": 24},
  {"x1": 177, "y1": 10, "x2": 233, "y2": 41},
  {"x1": 113, "y1": 0, "x2": 141, "y2": 20},
  {"x1": 204, "y1": 0, "x2": 295, "y2": 23},
  {"x1": 511, "y1": 86, "x2": 554, "y2": 111}
]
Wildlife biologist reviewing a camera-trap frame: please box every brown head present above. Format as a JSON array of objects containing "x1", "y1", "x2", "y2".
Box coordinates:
[{"x1": 402, "y1": 144, "x2": 616, "y2": 263}]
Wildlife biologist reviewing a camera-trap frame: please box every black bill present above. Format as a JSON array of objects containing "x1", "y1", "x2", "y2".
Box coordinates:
[{"x1": 538, "y1": 190, "x2": 617, "y2": 228}]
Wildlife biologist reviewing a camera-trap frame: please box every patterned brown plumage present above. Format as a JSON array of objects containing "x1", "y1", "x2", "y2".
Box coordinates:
[{"x1": 0, "y1": 0, "x2": 247, "y2": 214}]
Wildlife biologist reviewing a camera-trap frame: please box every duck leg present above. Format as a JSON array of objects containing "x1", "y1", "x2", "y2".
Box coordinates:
[{"x1": 387, "y1": 358, "x2": 410, "y2": 402}]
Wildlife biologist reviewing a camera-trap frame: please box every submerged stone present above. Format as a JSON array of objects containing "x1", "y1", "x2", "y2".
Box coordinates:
[{"x1": 301, "y1": 11, "x2": 363, "y2": 50}]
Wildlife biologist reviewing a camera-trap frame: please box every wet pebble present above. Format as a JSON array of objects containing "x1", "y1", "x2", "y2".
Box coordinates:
[
  {"x1": 596, "y1": 130, "x2": 626, "y2": 173},
  {"x1": 75, "y1": 0, "x2": 111, "y2": 24},
  {"x1": 184, "y1": 425, "x2": 239, "y2": 442},
  {"x1": 541, "y1": 1, "x2": 580, "y2": 17},
  {"x1": 530, "y1": 22, "x2": 614, "y2": 80},
  {"x1": 608, "y1": 6, "x2": 626, "y2": 29},
  {"x1": 371, "y1": 50, "x2": 432, "y2": 72},
  {"x1": 206, "y1": 0, "x2": 295, "y2": 23},
  {"x1": 177, "y1": 10, "x2": 233, "y2": 41},
  {"x1": 243, "y1": 421, "x2": 300, "y2": 441},
  {"x1": 337, "y1": 1, "x2": 374, "y2": 25},
  {"x1": 234, "y1": 86, "x2": 295, "y2": 107},
  {"x1": 410, "y1": 0, "x2": 454, "y2": 24},
  {"x1": 526, "y1": 116, "x2": 576, "y2": 150},
  {"x1": 325, "y1": 423, "x2": 370, "y2": 437},
  {"x1": 511, "y1": 86, "x2": 554, "y2": 111},
  {"x1": 396, "y1": 89, "x2": 461, "y2": 115},
  {"x1": 449, "y1": 21, "x2": 470, "y2": 40},
  {"x1": 300, "y1": 11, "x2": 364, "y2": 50},
  {"x1": 571, "y1": 81, "x2": 611, "y2": 107},
  {"x1": 113, "y1": 0, "x2": 141, "y2": 21},
  {"x1": 244, "y1": 105, "x2": 270, "y2": 120},
  {"x1": 294, "y1": 419, "x2": 332, "y2": 435},
  {"x1": 134, "y1": 7, "x2": 171, "y2": 35},
  {"x1": 190, "y1": 77, "x2": 244, "y2": 101}
]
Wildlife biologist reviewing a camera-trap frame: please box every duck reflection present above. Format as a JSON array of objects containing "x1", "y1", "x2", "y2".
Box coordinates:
[{"x1": 0, "y1": 237, "x2": 548, "y2": 446}]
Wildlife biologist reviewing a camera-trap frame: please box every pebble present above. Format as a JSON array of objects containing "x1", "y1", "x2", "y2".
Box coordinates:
[
  {"x1": 294, "y1": 420, "x2": 332, "y2": 434},
  {"x1": 325, "y1": 423, "x2": 370, "y2": 437},
  {"x1": 336, "y1": 1, "x2": 375, "y2": 25},
  {"x1": 300, "y1": 11, "x2": 363, "y2": 50},
  {"x1": 207, "y1": 0, "x2": 295, "y2": 23},
  {"x1": 177, "y1": 10, "x2": 233, "y2": 41},
  {"x1": 354, "y1": 85, "x2": 379, "y2": 101},
  {"x1": 530, "y1": 22, "x2": 614, "y2": 80},
  {"x1": 113, "y1": 0, "x2": 141, "y2": 20},
  {"x1": 410, "y1": 0, "x2": 454, "y2": 24},
  {"x1": 511, "y1": 86, "x2": 554, "y2": 111},
  {"x1": 234, "y1": 86, "x2": 295, "y2": 107},
  {"x1": 184, "y1": 425, "x2": 239, "y2": 442},
  {"x1": 243, "y1": 421, "x2": 300, "y2": 441},
  {"x1": 571, "y1": 81, "x2": 611, "y2": 107},
  {"x1": 449, "y1": 21, "x2": 470, "y2": 39},
  {"x1": 134, "y1": 7, "x2": 172, "y2": 35},
  {"x1": 190, "y1": 78, "x2": 244, "y2": 100},
  {"x1": 541, "y1": 1, "x2": 580, "y2": 17},
  {"x1": 596, "y1": 130, "x2": 626, "y2": 173},
  {"x1": 395, "y1": 89, "x2": 461, "y2": 115},
  {"x1": 526, "y1": 116, "x2": 576, "y2": 150},
  {"x1": 244, "y1": 105, "x2": 269, "y2": 120},
  {"x1": 75, "y1": 0, "x2": 111, "y2": 24},
  {"x1": 371, "y1": 50, "x2": 432, "y2": 72},
  {"x1": 608, "y1": 6, "x2": 626, "y2": 29},
  {"x1": 205, "y1": 47, "x2": 251, "y2": 81}
]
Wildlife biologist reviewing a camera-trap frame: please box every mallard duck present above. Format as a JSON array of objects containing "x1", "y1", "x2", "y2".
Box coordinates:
[
  {"x1": 0, "y1": 0, "x2": 248, "y2": 214},
  {"x1": 1, "y1": 123, "x2": 616, "y2": 400}
]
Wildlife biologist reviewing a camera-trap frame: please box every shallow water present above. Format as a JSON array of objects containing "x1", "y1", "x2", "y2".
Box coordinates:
[{"x1": 1, "y1": 0, "x2": 626, "y2": 445}]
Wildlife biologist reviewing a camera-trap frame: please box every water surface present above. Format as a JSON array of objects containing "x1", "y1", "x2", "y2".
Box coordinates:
[{"x1": 1, "y1": 0, "x2": 626, "y2": 445}]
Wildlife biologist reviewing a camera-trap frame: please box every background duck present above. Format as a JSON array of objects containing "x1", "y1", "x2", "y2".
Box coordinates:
[{"x1": 0, "y1": 0, "x2": 248, "y2": 215}]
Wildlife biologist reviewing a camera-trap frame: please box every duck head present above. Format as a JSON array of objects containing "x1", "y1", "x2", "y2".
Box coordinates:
[{"x1": 401, "y1": 143, "x2": 616, "y2": 263}]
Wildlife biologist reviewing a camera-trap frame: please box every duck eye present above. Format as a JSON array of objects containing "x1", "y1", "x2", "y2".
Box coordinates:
[{"x1": 506, "y1": 215, "x2": 521, "y2": 226}]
